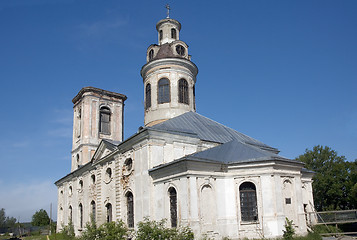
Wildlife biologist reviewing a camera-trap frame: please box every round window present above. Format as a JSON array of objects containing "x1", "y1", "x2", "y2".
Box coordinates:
[{"x1": 176, "y1": 45, "x2": 185, "y2": 56}]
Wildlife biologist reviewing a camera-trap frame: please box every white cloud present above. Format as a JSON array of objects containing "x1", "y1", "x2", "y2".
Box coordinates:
[{"x1": 0, "y1": 180, "x2": 57, "y2": 222}]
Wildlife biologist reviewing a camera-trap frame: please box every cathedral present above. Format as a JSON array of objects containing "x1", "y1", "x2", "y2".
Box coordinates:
[{"x1": 55, "y1": 14, "x2": 315, "y2": 239}]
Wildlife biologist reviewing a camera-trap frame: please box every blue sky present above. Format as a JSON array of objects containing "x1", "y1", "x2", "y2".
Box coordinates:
[{"x1": 0, "y1": 0, "x2": 356, "y2": 222}]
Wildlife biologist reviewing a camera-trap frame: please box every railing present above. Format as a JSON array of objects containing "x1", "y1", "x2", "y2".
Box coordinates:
[{"x1": 306, "y1": 209, "x2": 357, "y2": 225}]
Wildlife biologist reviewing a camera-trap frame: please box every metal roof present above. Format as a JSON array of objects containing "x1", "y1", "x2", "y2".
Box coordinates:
[
  {"x1": 150, "y1": 111, "x2": 278, "y2": 153},
  {"x1": 187, "y1": 139, "x2": 288, "y2": 164}
]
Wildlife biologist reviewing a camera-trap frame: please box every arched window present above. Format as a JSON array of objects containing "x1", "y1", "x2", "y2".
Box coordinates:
[
  {"x1": 91, "y1": 201, "x2": 96, "y2": 221},
  {"x1": 76, "y1": 154, "x2": 80, "y2": 165},
  {"x1": 145, "y1": 83, "x2": 151, "y2": 109},
  {"x1": 79, "y1": 203, "x2": 83, "y2": 228},
  {"x1": 171, "y1": 28, "x2": 177, "y2": 39},
  {"x1": 158, "y1": 78, "x2": 170, "y2": 104},
  {"x1": 193, "y1": 85, "x2": 196, "y2": 110},
  {"x1": 99, "y1": 106, "x2": 111, "y2": 134},
  {"x1": 79, "y1": 180, "x2": 83, "y2": 190},
  {"x1": 126, "y1": 192, "x2": 134, "y2": 228},
  {"x1": 106, "y1": 203, "x2": 112, "y2": 223},
  {"x1": 91, "y1": 174, "x2": 96, "y2": 184},
  {"x1": 159, "y1": 30, "x2": 163, "y2": 41},
  {"x1": 69, "y1": 205, "x2": 73, "y2": 222},
  {"x1": 148, "y1": 49, "x2": 154, "y2": 60},
  {"x1": 59, "y1": 207, "x2": 63, "y2": 223},
  {"x1": 239, "y1": 182, "x2": 258, "y2": 222},
  {"x1": 178, "y1": 79, "x2": 189, "y2": 104},
  {"x1": 168, "y1": 187, "x2": 177, "y2": 228}
]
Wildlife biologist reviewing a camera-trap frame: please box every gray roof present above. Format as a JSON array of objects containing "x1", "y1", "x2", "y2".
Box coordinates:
[
  {"x1": 187, "y1": 139, "x2": 289, "y2": 164},
  {"x1": 150, "y1": 111, "x2": 278, "y2": 153}
]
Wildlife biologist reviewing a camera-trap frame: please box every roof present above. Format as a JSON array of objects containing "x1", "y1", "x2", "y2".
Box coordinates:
[
  {"x1": 150, "y1": 111, "x2": 279, "y2": 153},
  {"x1": 72, "y1": 86, "x2": 127, "y2": 104},
  {"x1": 187, "y1": 139, "x2": 291, "y2": 164}
]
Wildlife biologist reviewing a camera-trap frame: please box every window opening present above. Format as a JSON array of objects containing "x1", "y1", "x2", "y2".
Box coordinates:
[
  {"x1": 171, "y1": 28, "x2": 177, "y2": 39},
  {"x1": 99, "y1": 107, "x2": 111, "y2": 134},
  {"x1": 169, "y1": 187, "x2": 177, "y2": 228},
  {"x1": 69, "y1": 205, "x2": 73, "y2": 222},
  {"x1": 193, "y1": 85, "x2": 196, "y2": 110},
  {"x1": 176, "y1": 45, "x2": 185, "y2": 56},
  {"x1": 124, "y1": 158, "x2": 133, "y2": 172},
  {"x1": 91, "y1": 201, "x2": 96, "y2": 221},
  {"x1": 79, "y1": 203, "x2": 83, "y2": 228},
  {"x1": 149, "y1": 49, "x2": 154, "y2": 60},
  {"x1": 159, "y1": 30, "x2": 163, "y2": 41},
  {"x1": 106, "y1": 203, "x2": 112, "y2": 222},
  {"x1": 239, "y1": 182, "x2": 258, "y2": 222},
  {"x1": 106, "y1": 168, "x2": 112, "y2": 178},
  {"x1": 91, "y1": 174, "x2": 96, "y2": 184},
  {"x1": 158, "y1": 78, "x2": 170, "y2": 104},
  {"x1": 126, "y1": 192, "x2": 134, "y2": 228},
  {"x1": 178, "y1": 79, "x2": 189, "y2": 104},
  {"x1": 145, "y1": 83, "x2": 151, "y2": 109},
  {"x1": 79, "y1": 180, "x2": 83, "y2": 190}
]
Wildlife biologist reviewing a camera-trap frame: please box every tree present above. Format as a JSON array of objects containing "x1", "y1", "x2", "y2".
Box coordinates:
[
  {"x1": 296, "y1": 145, "x2": 357, "y2": 211},
  {"x1": 0, "y1": 208, "x2": 17, "y2": 232},
  {"x1": 0, "y1": 208, "x2": 5, "y2": 228},
  {"x1": 31, "y1": 209, "x2": 50, "y2": 226},
  {"x1": 283, "y1": 218, "x2": 295, "y2": 240}
]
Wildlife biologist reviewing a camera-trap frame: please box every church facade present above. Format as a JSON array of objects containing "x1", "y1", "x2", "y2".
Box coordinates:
[{"x1": 55, "y1": 15, "x2": 315, "y2": 239}]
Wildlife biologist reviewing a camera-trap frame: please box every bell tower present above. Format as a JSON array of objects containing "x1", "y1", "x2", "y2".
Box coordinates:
[
  {"x1": 140, "y1": 9, "x2": 198, "y2": 127},
  {"x1": 71, "y1": 87, "x2": 127, "y2": 171}
]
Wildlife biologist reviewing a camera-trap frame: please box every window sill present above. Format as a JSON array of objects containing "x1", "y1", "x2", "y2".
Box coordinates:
[
  {"x1": 240, "y1": 221, "x2": 259, "y2": 225},
  {"x1": 99, "y1": 132, "x2": 111, "y2": 136}
]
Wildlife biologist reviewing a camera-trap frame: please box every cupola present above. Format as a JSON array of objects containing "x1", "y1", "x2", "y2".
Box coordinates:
[{"x1": 141, "y1": 8, "x2": 198, "y2": 127}]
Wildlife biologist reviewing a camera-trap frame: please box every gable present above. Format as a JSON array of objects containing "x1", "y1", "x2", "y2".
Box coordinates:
[{"x1": 92, "y1": 139, "x2": 119, "y2": 162}]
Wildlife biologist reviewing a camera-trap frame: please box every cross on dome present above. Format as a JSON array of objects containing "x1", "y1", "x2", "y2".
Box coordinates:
[{"x1": 165, "y1": 4, "x2": 170, "y2": 18}]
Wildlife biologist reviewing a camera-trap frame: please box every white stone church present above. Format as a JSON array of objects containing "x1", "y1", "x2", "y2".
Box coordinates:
[{"x1": 55, "y1": 14, "x2": 315, "y2": 239}]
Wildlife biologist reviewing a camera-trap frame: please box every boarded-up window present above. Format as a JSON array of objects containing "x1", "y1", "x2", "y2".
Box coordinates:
[
  {"x1": 178, "y1": 79, "x2": 189, "y2": 104},
  {"x1": 239, "y1": 182, "x2": 258, "y2": 222},
  {"x1": 158, "y1": 78, "x2": 170, "y2": 104},
  {"x1": 126, "y1": 192, "x2": 134, "y2": 228},
  {"x1": 145, "y1": 83, "x2": 151, "y2": 109},
  {"x1": 200, "y1": 185, "x2": 215, "y2": 225},
  {"x1": 169, "y1": 187, "x2": 177, "y2": 228},
  {"x1": 99, "y1": 107, "x2": 111, "y2": 134}
]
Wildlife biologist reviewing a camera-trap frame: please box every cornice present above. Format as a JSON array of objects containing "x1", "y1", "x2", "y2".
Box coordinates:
[
  {"x1": 72, "y1": 86, "x2": 127, "y2": 104},
  {"x1": 140, "y1": 58, "x2": 198, "y2": 80}
]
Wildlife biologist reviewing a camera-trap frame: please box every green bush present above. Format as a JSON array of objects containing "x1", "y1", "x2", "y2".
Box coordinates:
[
  {"x1": 136, "y1": 218, "x2": 194, "y2": 240},
  {"x1": 60, "y1": 219, "x2": 75, "y2": 240},
  {"x1": 79, "y1": 218, "x2": 131, "y2": 240},
  {"x1": 283, "y1": 218, "x2": 295, "y2": 240}
]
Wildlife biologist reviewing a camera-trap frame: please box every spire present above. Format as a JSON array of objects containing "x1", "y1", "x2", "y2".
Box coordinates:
[{"x1": 165, "y1": 4, "x2": 170, "y2": 18}]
